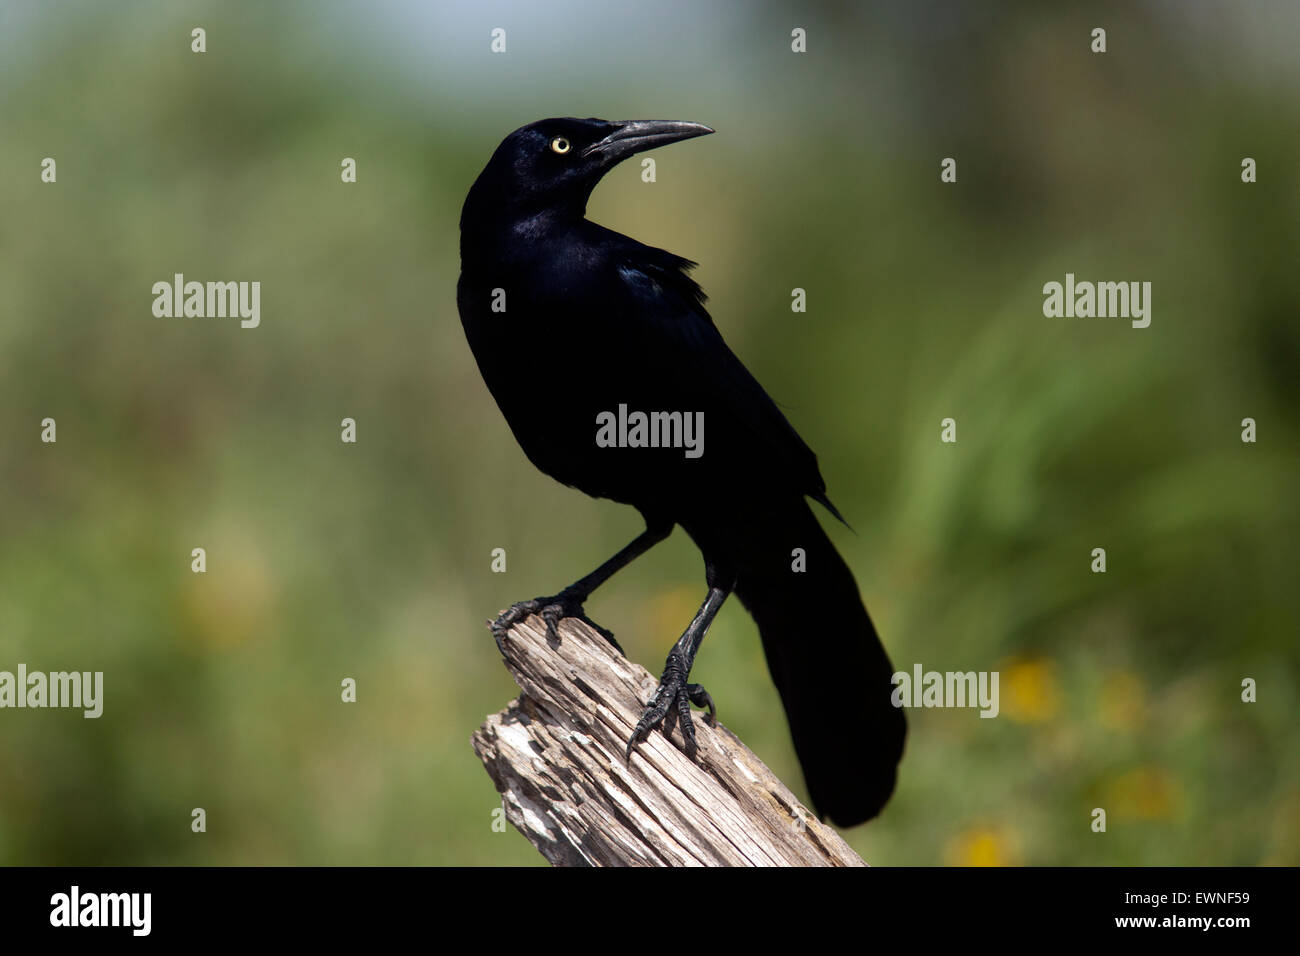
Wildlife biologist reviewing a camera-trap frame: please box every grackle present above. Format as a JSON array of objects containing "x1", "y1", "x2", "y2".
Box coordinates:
[{"x1": 457, "y1": 118, "x2": 905, "y2": 826}]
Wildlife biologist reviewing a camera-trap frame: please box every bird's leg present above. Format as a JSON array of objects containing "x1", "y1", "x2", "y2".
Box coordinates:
[
  {"x1": 627, "y1": 578, "x2": 733, "y2": 759},
  {"x1": 490, "y1": 519, "x2": 672, "y2": 653}
]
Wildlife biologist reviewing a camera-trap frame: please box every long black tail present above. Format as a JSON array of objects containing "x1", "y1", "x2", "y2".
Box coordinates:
[{"x1": 733, "y1": 499, "x2": 906, "y2": 827}]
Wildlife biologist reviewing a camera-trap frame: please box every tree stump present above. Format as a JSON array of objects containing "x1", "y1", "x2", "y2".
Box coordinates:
[{"x1": 472, "y1": 612, "x2": 865, "y2": 866}]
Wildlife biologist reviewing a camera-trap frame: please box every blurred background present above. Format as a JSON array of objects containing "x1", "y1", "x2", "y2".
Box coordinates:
[{"x1": 1, "y1": 0, "x2": 1297, "y2": 866}]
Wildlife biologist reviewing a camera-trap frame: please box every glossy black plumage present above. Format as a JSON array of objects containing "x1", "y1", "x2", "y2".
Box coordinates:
[{"x1": 457, "y1": 117, "x2": 905, "y2": 826}]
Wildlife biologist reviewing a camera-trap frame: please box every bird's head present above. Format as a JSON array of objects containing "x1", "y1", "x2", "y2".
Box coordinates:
[{"x1": 463, "y1": 117, "x2": 713, "y2": 227}]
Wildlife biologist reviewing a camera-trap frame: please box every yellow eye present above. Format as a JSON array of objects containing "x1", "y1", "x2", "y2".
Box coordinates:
[{"x1": 550, "y1": 136, "x2": 571, "y2": 155}]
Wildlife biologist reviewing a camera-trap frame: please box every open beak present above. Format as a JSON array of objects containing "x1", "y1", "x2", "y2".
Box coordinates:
[{"x1": 582, "y1": 120, "x2": 714, "y2": 162}]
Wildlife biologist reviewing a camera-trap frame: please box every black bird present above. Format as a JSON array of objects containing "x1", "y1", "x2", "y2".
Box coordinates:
[{"x1": 457, "y1": 117, "x2": 905, "y2": 826}]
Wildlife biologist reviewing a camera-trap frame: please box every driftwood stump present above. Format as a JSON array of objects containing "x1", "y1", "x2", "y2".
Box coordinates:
[{"x1": 472, "y1": 612, "x2": 865, "y2": 866}]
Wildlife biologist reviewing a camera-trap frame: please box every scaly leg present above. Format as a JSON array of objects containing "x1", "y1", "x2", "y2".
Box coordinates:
[
  {"x1": 490, "y1": 518, "x2": 673, "y2": 653},
  {"x1": 627, "y1": 574, "x2": 734, "y2": 758}
]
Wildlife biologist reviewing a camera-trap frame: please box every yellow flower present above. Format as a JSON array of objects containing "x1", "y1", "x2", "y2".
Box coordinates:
[
  {"x1": 944, "y1": 826, "x2": 1019, "y2": 866},
  {"x1": 1001, "y1": 657, "x2": 1061, "y2": 723}
]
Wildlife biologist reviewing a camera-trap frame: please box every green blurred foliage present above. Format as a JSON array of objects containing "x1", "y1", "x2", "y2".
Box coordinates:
[{"x1": 0, "y1": 1, "x2": 1297, "y2": 865}]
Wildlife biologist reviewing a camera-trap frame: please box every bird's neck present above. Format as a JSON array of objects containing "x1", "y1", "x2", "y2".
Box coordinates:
[{"x1": 461, "y1": 203, "x2": 591, "y2": 269}]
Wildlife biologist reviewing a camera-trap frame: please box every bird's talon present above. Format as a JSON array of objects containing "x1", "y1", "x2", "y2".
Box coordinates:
[
  {"x1": 626, "y1": 656, "x2": 711, "y2": 758},
  {"x1": 490, "y1": 591, "x2": 621, "y2": 654},
  {"x1": 687, "y1": 683, "x2": 716, "y2": 722}
]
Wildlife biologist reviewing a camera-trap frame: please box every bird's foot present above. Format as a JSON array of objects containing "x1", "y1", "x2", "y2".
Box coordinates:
[
  {"x1": 489, "y1": 588, "x2": 621, "y2": 654},
  {"x1": 626, "y1": 649, "x2": 715, "y2": 758}
]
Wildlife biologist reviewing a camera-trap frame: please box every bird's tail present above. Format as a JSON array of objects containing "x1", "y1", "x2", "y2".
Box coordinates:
[{"x1": 733, "y1": 499, "x2": 906, "y2": 827}]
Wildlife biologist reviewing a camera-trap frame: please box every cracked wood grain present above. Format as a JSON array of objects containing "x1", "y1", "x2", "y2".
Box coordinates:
[{"x1": 472, "y1": 612, "x2": 866, "y2": 867}]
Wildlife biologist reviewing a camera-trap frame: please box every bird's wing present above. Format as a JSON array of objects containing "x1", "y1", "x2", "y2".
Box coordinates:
[{"x1": 607, "y1": 241, "x2": 843, "y2": 519}]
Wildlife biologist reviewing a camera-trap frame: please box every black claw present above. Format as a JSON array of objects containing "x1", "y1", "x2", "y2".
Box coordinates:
[
  {"x1": 489, "y1": 591, "x2": 622, "y2": 655},
  {"x1": 540, "y1": 605, "x2": 564, "y2": 642},
  {"x1": 488, "y1": 598, "x2": 540, "y2": 650},
  {"x1": 661, "y1": 701, "x2": 680, "y2": 743},
  {"x1": 687, "y1": 683, "x2": 716, "y2": 723},
  {"x1": 676, "y1": 691, "x2": 697, "y2": 753},
  {"x1": 626, "y1": 652, "x2": 713, "y2": 759}
]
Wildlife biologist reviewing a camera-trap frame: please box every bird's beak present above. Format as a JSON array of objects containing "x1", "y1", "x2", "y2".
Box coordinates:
[{"x1": 582, "y1": 120, "x2": 714, "y2": 162}]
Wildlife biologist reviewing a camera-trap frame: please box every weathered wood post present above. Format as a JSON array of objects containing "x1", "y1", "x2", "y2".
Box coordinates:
[{"x1": 472, "y1": 613, "x2": 865, "y2": 866}]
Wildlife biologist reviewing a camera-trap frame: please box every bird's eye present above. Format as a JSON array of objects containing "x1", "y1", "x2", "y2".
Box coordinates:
[{"x1": 550, "y1": 136, "x2": 571, "y2": 155}]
